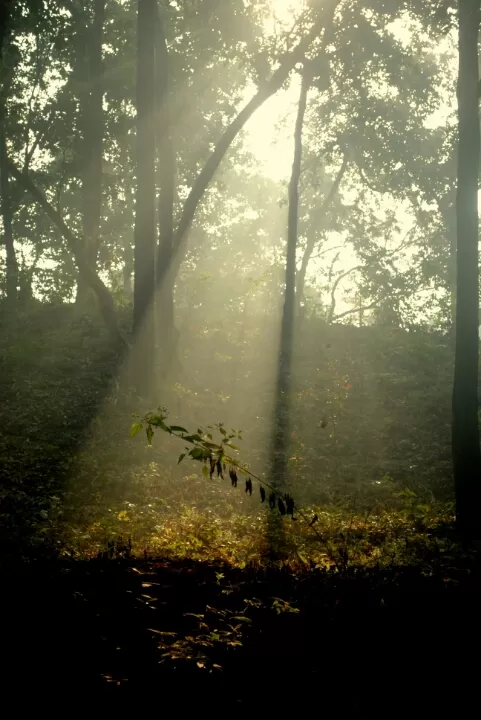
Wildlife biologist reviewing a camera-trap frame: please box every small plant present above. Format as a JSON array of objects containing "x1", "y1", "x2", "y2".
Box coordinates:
[{"x1": 130, "y1": 408, "x2": 325, "y2": 546}]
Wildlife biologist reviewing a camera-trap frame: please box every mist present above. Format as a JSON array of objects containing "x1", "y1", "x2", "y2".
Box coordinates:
[{"x1": 1, "y1": 0, "x2": 480, "y2": 712}]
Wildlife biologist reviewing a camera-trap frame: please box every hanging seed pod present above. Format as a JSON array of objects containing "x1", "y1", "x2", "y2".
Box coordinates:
[
  {"x1": 210, "y1": 456, "x2": 216, "y2": 479},
  {"x1": 278, "y1": 498, "x2": 286, "y2": 516},
  {"x1": 260, "y1": 486, "x2": 266, "y2": 503},
  {"x1": 229, "y1": 468, "x2": 238, "y2": 488},
  {"x1": 269, "y1": 492, "x2": 276, "y2": 509},
  {"x1": 284, "y1": 493, "x2": 295, "y2": 517},
  {"x1": 245, "y1": 477, "x2": 253, "y2": 496},
  {"x1": 216, "y1": 460, "x2": 223, "y2": 478},
  {"x1": 223, "y1": 463, "x2": 227, "y2": 474}
]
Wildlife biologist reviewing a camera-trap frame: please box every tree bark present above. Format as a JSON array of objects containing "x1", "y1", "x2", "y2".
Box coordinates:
[
  {"x1": 452, "y1": 0, "x2": 481, "y2": 536},
  {"x1": 155, "y1": 13, "x2": 177, "y2": 378},
  {"x1": 0, "y1": 0, "x2": 18, "y2": 306},
  {"x1": 268, "y1": 71, "x2": 309, "y2": 556},
  {"x1": 0, "y1": 90, "x2": 17, "y2": 304},
  {"x1": 76, "y1": 0, "x2": 105, "y2": 305},
  {"x1": 132, "y1": 0, "x2": 157, "y2": 394}
]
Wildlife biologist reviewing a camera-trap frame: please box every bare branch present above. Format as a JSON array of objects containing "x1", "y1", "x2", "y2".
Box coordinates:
[
  {"x1": 296, "y1": 150, "x2": 349, "y2": 309},
  {"x1": 332, "y1": 301, "x2": 379, "y2": 322},
  {"x1": 327, "y1": 263, "x2": 363, "y2": 323}
]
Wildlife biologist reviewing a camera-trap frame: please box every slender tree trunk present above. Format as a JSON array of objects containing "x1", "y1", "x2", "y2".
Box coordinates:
[
  {"x1": 268, "y1": 72, "x2": 308, "y2": 552},
  {"x1": 155, "y1": 13, "x2": 177, "y2": 380},
  {"x1": 452, "y1": 0, "x2": 481, "y2": 536},
  {"x1": 132, "y1": 0, "x2": 157, "y2": 394},
  {"x1": 0, "y1": 96, "x2": 17, "y2": 304},
  {"x1": 0, "y1": 0, "x2": 17, "y2": 306},
  {"x1": 76, "y1": 0, "x2": 105, "y2": 306}
]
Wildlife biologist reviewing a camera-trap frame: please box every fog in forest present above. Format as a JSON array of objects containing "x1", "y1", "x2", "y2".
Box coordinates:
[{"x1": 1, "y1": 0, "x2": 481, "y2": 707}]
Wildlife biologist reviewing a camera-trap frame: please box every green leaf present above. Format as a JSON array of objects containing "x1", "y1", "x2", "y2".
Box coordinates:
[
  {"x1": 219, "y1": 426, "x2": 227, "y2": 436},
  {"x1": 190, "y1": 447, "x2": 205, "y2": 460},
  {"x1": 202, "y1": 465, "x2": 209, "y2": 478},
  {"x1": 178, "y1": 453, "x2": 186, "y2": 464},
  {"x1": 170, "y1": 425, "x2": 188, "y2": 433},
  {"x1": 130, "y1": 422, "x2": 143, "y2": 438}
]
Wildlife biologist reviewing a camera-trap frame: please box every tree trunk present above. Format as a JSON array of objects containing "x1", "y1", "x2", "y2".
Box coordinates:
[
  {"x1": 155, "y1": 13, "x2": 177, "y2": 380},
  {"x1": 268, "y1": 72, "x2": 308, "y2": 553},
  {"x1": 76, "y1": 0, "x2": 105, "y2": 306},
  {"x1": 132, "y1": 0, "x2": 157, "y2": 395},
  {"x1": 0, "y1": 94, "x2": 17, "y2": 305},
  {"x1": 0, "y1": 0, "x2": 17, "y2": 306},
  {"x1": 452, "y1": 0, "x2": 481, "y2": 536}
]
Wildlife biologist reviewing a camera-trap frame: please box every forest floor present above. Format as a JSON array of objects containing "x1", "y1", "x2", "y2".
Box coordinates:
[
  {"x1": 2, "y1": 547, "x2": 481, "y2": 713},
  {"x1": 1, "y1": 305, "x2": 479, "y2": 711}
]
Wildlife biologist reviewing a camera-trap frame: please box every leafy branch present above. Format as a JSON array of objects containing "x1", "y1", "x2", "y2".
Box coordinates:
[{"x1": 131, "y1": 408, "x2": 340, "y2": 567}]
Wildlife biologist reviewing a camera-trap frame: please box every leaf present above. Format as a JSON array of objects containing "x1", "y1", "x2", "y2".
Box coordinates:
[
  {"x1": 202, "y1": 465, "x2": 209, "y2": 478},
  {"x1": 190, "y1": 447, "x2": 205, "y2": 460},
  {"x1": 170, "y1": 425, "x2": 188, "y2": 434},
  {"x1": 130, "y1": 422, "x2": 143, "y2": 438},
  {"x1": 146, "y1": 425, "x2": 154, "y2": 445},
  {"x1": 178, "y1": 453, "x2": 186, "y2": 464},
  {"x1": 219, "y1": 426, "x2": 227, "y2": 436}
]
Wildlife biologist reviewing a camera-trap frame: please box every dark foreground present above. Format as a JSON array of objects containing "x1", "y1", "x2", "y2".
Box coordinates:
[{"x1": 1, "y1": 552, "x2": 480, "y2": 713}]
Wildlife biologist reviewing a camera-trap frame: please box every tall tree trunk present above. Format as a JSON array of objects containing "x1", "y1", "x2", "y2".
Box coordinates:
[
  {"x1": 155, "y1": 13, "x2": 177, "y2": 380},
  {"x1": 132, "y1": 0, "x2": 157, "y2": 394},
  {"x1": 268, "y1": 72, "x2": 309, "y2": 552},
  {"x1": 0, "y1": 93, "x2": 17, "y2": 305},
  {"x1": 452, "y1": 0, "x2": 481, "y2": 536},
  {"x1": 76, "y1": 0, "x2": 105, "y2": 306},
  {"x1": 0, "y1": 0, "x2": 18, "y2": 306}
]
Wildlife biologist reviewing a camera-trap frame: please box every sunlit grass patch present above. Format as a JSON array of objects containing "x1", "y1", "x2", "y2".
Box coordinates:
[{"x1": 57, "y1": 463, "x2": 456, "y2": 569}]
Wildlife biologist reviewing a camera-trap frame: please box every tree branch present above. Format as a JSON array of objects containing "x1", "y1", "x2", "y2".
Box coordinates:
[
  {"x1": 296, "y1": 151, "x2": 349, "y2": 310},
  {"x1": 157, "y1": 0, "x2": 341, "y2": 290},
  {"x1": 332, "y1": 301, "x2": 378, "y2": 322},
  {"x1": 8, "y1": 160, "x2": 126, "y2": 344},
  {"x1": 327, "y1": 263, "x2": 363, "y2": 323}
]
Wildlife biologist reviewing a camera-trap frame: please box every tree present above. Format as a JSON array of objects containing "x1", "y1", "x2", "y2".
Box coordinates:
[
  {"x1": 76, "y1": 0, "x2": 106, "y2": 306},
  {"x1": 452, "y1": 0, "x2": 481, "y2": 535},
  {"x1": 132, "y1": 0, "x2": 157, "y2": 393},
  {"x1": 267, "y1": 66, "x2": 309, "y2": 555},
  {"x1": 0, "y1": 0, "x2": 18, "y2": 306},
  {"x1": 155, "y1": 11, "x2": 176, "y2": 377}
]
